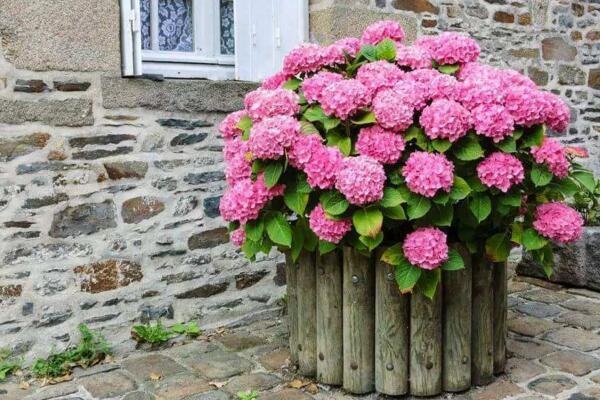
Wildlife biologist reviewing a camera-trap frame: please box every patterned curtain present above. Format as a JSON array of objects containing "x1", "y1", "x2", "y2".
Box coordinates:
[
  {"x1": 220, "y1": 0, "x2": 235, "y2": 55},
  {"x1": 140, "y1": 0, "x2": 193, "y2": 52}
]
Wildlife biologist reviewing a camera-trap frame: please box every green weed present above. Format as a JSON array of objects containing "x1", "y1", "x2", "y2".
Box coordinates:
[
  {"x1": 170, "y1": 321, "x2": 202, "y2": 338},
  {"x1": 0, "y1": 348, "x2": 22, "y2": 382},
  {"x1": 131, "y1": 320, "x2": 174, "y2": 344},
  {"x1": 237, "y1": 390, "x2": 259, "y2": 400}
]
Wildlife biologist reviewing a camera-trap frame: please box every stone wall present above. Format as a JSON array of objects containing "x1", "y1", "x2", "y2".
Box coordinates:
[
  {"x1": 309, "y1": 0, "x2": 600, "y2": 172},
  {"x1": 0, "y1": 0, "x2": 599, "y2": 362}
]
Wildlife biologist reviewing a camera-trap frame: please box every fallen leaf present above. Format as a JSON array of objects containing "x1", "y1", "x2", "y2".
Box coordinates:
[
  {"x1": 18, "y1": 381, "x2": 29, "y2": 390},
  {"x1": 209, "y1": 380, "x2": 227, "y2": 388},
  {"x1": 149, "y1": 372, "x2": 162, "y2": 381},
  {"x1": 306, "y1": 383, "x2": 319, "y2": 394},
  {"x1": 288, "y1": 379, "x2": 311, "y2": 389}
]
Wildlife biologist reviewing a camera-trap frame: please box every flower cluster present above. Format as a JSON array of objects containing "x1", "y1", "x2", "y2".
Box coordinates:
[
  {"x1": 219, "y1": 20, "x2": 593, "y2": 298},
  {"x1": 533, "y1": 202, "x2": 584, "y2": 243}
]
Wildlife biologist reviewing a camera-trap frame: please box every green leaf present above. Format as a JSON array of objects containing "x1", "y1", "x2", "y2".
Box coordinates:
[
  {"x1": 242, "y1": 239, "x2": 262, "y2": 259},
  {"x1": 512, "y1": 128, "x2": 524, "y2": 140},
  {"x1": 522, "y1": 228, "x2": 548, "y2": 251},
  {"x1": 469, "y1": 194, "x2": 492, "y2": 223},
  {"x1": 511, "y1": 222, "x2": 523, "y2": 244},
  {"x1": 498, "y1": 192, "x2": 522, "y2": 207},
  {"x1": 573, "y1": 171, "x2": 596, "y2": 192},
  {"x1": 454, "y1": 134, "x2": 484, "y2": 161},
  {"x1": 395, "y1": 262, "x2": 422, "y2": 293},
  {"x1": 495, "y1": 136, "x2": 517, "y2": 153},
  {"x1": 382, "y1": 205, "x2": 406, "y2": 220},
  {"x1": 531, "y1": 164, "x2": 553, "y2": 187},
  {"x1": 291, "y1": 224, "x2": 305, "y2": 262},
  {"x1": 304, "y1": 105, "x2": 327, "y2": 122},
  {"x1": 432, "y1": 192, "x2": 450, "y2": 205},
  {"x1": 319, "y1": 240, "x2": 336, "y2": 255},
  {"x1": 237, "y1": 115, "x2": 253, "y2": 132},
  {"x1": 417, "y1": 269, "x2": 441, "y2": 299},
  {"x1": 264, "y1": 162, "x2": 284, "y2": 188},
  {"x1": 380, "y1": 187, "x2": 406, "y2": 208},
  {"x1": 521, "y1": 124, "x2": 545, "y2": 148},
  {"x1": 284, "y1": 187, "x2": 309, "y2": 215},
  {"x1": 381, "y1": 243, "x2": 404, "y2": 265},
  {"x1": 300, "y1": 218, "x2": 318, "y2": 252},
  {"x1": 538, "y1": 245, "x2": 554, "y2": 278},
  {"x1": 352, "y1": 207, "x2": 383, "y2": 238},
  {"x1": 375, "y1": 38, "x2": 396, "y2": 61},
  {"x1": 449, "y1": 176, "x2": 471, "y2": 200},
  {"x1": 326, "y1": 131, "x2": 351, "y2": 156},
  {"x1": 283, "y1": 78, "x2": 301, "y2": 91},
  {"x1": 300, "y1": 120, "x2": 320, "y2": 135},
  {"x1": 485, "y1": 233, "x2": 511, "y2": 262},
  {"x1": 359, "y1": 232, "x2": 383, "y2": 251},
  {"x1": 432, "y1": 139, "x2": 452, "y2": 153},
  {"x1": 437, "y1": 64, "x2": 460, "y2": 75},
  {"x1": 320, "y1": 191, "x2": 349, "y2": 216},
  {"x1": 407, "y1": 194, "x2": 432, "y2": 220},
  {"x1": 441, "y1": 249, "x2": 465, "y2": 271},
  {"x1": 466, "y1": 175, "x2": 487, "y2": 192},
  {"x1": 245, "y1": 219, "x2": 264, "y2": 242},
  {"x1": 429, "y1": 204, "x2": 453, "y2": 226},
  {"x1": 323, "y1": 117, "x2": 341, "y2": 131},
  {"x1": 265, "y1": 212, "x2": 292, "y2": 247},
  {"x1": 351, "y1": 111, "x2": 376, "y2": 125},
  {"x1": 360, "y1": 44, "x2": 378, "y2": 61},
  {"x1": 555, "y1": 177, "x2": 580, "y2": 197},
  {"x1": 404, "y1": 125, "x2": 425, "y2": 142}
]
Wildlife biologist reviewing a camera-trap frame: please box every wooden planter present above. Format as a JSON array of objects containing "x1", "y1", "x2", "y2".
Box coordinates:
[{"x1": 285, "y1": 246, "x2": 507, "y2": 396}]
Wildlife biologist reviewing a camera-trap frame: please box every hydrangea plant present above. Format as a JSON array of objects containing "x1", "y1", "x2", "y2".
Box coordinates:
[{"x1": 219, "y1": 21, "x2": 598, "y2": 299}]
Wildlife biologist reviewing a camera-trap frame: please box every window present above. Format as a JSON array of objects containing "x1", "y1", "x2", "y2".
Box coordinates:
[{"x1": 120, "y1": 0, "x2": 309, "y2": 81}]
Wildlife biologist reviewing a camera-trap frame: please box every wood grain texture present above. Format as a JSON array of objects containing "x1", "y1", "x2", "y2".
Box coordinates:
[
  {"x1": 442, "y1": 244, "x2": 472, "y2": 392},
  {"x1": 297, "y1": 251, "x2": 317, "y2": 376},
  {"x1": 285, "y1": 252, "x2": 299, "y2": 366},
  {"x1": 410, "y1": 289, "x2": 442, "y2": 396},
  {"x1": 493, "y1": 261, "x2": 507, "y2": 375},
  {"x1": 375, "y1": 249, "x2": 409, "y2": 395},
  {"x1": 471, "y1": 257, "x2": 494, "y2": 385},
  {"x1": 342, "y1": 247, "x2": 375, "y2": 394},
  {"x1": 316, "y1": 251, "x2": 343, "y2": 385}
]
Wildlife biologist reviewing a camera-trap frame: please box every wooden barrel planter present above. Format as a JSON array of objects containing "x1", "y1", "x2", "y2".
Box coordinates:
[{"x1": 285, "y1": 246, "x2": 507, "y2": 396}]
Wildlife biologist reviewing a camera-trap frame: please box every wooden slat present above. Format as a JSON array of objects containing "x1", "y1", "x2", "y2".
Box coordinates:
[
  {"x1": 471, "y1": 257, "x2": 494, "y2": 385},
  {"x1": 375, "y1": 250, "x2": 409, "y2": 395},
  {"x1": 410, "y1": 288, "x2": 442, "y2": 396},
  {"x1": 442, "y1": 244, "x2": 472, "y2": 392},
  {"x1": 342, "y1": 247, "x2": 375, "y2": 394},
  {"x1": 285, "y1": 253, "x2": 299, "y2": 366},
  {"x1": 297, "y1": 251, "x2": 317, "y2": 376},
  {"x1": 316, "y1": 251, "x2": 343, "y2": 385},
  {"x1": 493, "y1": 261, "x2": 508, "y2": 375}
]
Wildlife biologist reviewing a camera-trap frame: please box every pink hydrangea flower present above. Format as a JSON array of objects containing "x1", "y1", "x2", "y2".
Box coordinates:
[
  {"x1": 260, "y1": 72, "x2": 290, "y2": 90},
  {"x1": 320, "y1": 79, "x2": 371, "y2": 120},
  {"x1": 402, "y1": 151, "x2": 454, "y2": 198},
  {"x1": 533, "y1": 202, "x2": 584, "y2": 243},
  {"x1": 355, "y1": 125, "x2": 406, "y2": 164},
  {"x1": 531, "y1": 138, "x2": 569, "y2": 178},
  {"x1": 282, "y1": 43, "x2": 325, "y2": 76},
  {"x1": 565, "y1": 146, "x2": 589, "y2": 158},
  {"x1": 301, "y1": 71, "x2": 344, "y2": 104},
  {"x1": 455, "y1": 78, "x2": 504, "y2": 109},
  {"x1": 361, "y1": 20, "x2": 405, "y2": 45},
  {"x1": 219, "y1": 175, "x2": 284, "y2": 224},
  {"x1": 405, "y1": 69, "x2": 456, "y2": 101},
  {"x1": 541, "y1": 91, "x2": 570, "y2": 133},
  {"x1": 503, "y1": 87, "x2": 546, "y2": 127},
  {"x1": 456, "y1": 62, "x2": 495, "y2": 81},
  {"x1": 471, "y1": 104, "x2": 515, "y2": 143},
  {"x1": 372, "y1": 88, "x2": 414, "y2": 131},
  {"x1": 219, "y1": 110, "x2": 248, "y2": 140},
  {"x1": 356, "y1": 60, "x2": 404, "y2": 95},
  {"x1": 309, "y1": 204, "x2": 352, "y2": 243},
  {"x1": 287, "y1": 134, "x2": 324, "y2": 169},
  {"x1": 396, "y1": 44, "x2": 432, "y2": 70},
  {"x1": 497, "y1": 69, "x2": 537, "y2": 90},
  {"x1": 230, "y1": 227, "x2": 246, "y2": 247},
  {"x1": 304, "y1": 146, "x2": 343, "y2": 189},
  {"x1": 249, "y1": 116, "x2": 300, "y2": 160},
  {"x1": 335, "y1": 156, "x2": 386, "y2": 205},
  {"x1": 244, "y1": 88, "x2": 300, "y2": 121},
  {"x1": 322, "y1": 37, "x2": 362, "y2": 65},
  {"x1": 477, "y1": 152, "x2": 524, "y2": 192},
  {"x1": 392, "y1": 79, "x2": 429, "y2": 110},
  {"x1": 225, "y1": 153, "x2": 252, "y2": 186},
  {"x1": 419, "y1": 32, "x2": 480, "y2": 65},
  {"x1": 419, "y1": 99, "x2": 471, "y2": 142},
  {"x1": 223, "y1": 137, "x2": 249, "y2": 163},
  {"x1": 403, "y1": 227, "x2": 449, "y2": 270}
]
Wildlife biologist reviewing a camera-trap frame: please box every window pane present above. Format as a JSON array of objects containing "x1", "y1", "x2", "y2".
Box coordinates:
[
  {"x1": 159, "y1": 0, "x2": 193, "y2": 52},
  {"x1": 220, "y1": 0, "x2": 234, "y2": 55},
  {"x1": 141, "y1": 0, "x2": 151, "y2": 50}
]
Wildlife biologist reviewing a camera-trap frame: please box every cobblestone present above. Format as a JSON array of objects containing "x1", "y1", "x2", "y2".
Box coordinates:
[{"x1": 5, "y1": 275, "x2": 600, "y2": 399}]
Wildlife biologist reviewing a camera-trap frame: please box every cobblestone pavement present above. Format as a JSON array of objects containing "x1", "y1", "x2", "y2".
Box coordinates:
[{"x1": 3, "y1": 272, "x2": 600, "y2": 400}]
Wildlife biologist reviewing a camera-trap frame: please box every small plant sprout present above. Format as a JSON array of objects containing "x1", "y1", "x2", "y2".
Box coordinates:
[
  {"x1": 131, "y1": 320, "x2": 174, "y2": 344},
  {"x1": 0, "y1": 348, "x2": 22, "y2": 382},
  {"x1": 237, "y1": 390, "x2": 259, "y2": 400},
  {"x1": 170, "y1": 321, "x2": 202, "y2": 338}
]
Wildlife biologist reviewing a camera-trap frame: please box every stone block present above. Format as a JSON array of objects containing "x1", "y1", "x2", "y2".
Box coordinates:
[
  {"x1": 507, "y1": 316, "x2": 560, "y2": 337},
  {"x1": 122, "y1": 196, "x2": 165, "y2": 224},
  {"x1": 49, "y1": 200, "x2": 117, "y2": 238},
  {"x1": 235, "y1": 270, "x2": 269, "y2": 290},
  {"x1": 391, "y1": 0, "x2": 439, "y2": 14},
  {"x1": 0, "y1": 284, "x2": 22, "y2": 297},
  {"x1": 72, "y1": 146, "x2": 133, "y2": 160},
  {"x1": 53, "y1": 80, "x2": 91, "y2": 91},
  {"x1": 558, "y1": 64, "x2": 587, "y2": 85},
  {"x1": 183, "y1": 171, "x2": 225, "y2": 185},
  {"x1": 14, "y1": 79, "x2": 49, "y2": 93},
  {"x1": 104, "y1": 161, "x2": 148, "y2": 180},
  {"x1": 149, "y1": 373, "x2": 212, "y2": 399},
  {"x1": 23, "y1": 193, "x2": 68, "y2": 209},
  {"x1": 540, "y1": 350, "x2": 600, "y2": 376},
  {"x1": 187, "y1": 350, "x2": 254, "y2": 380},
  {"x1": 527, "y1": 375, "x2": 576, "y2": 396},
  {"x1": 260, "y1": 390, "x2": 312, "y2": 400},
  {"x1": 544, "y1": 327, "x2": 600, "y2": 352},
  {"x1": 78, "y1": 370, "x2": 137, "y2": 398},
  {"x1": 223, "y1": 373, "x2": 282, "y2": 395},
  {"x1": 170, "y1": 133, "x2": 208, "y2": 146},
  {"x1": 0, "y1": 132, "x2": 50, "y2": 161},
  {"x1": 101, "y1": 77, "x2": 257, "y2": 113},
  {"x1": 74, "y1": 259, "x2": 143, "y2": 293},
  {"x1": 589, "y1": 68, "x2": 600, "y2": 90},
  {"x1": 175, "y1": 282, "x2": 229, "y2": 299},
  {"x1": 3, "y1": 243, "x2": 92, "y2": 265},
  {"x1": 507, "y1": 337, "x2": 556, "y2": 359},
  {"x1": 0, "y1": 98, "x2": 93, "y2": 126},
  {"x1": 157, "y1": 118, "x2": 213, "y2": 129},
  {"x1": 494, "y1": 11, "x2": 515, "y2": 23},
  {"x1": 188, "y1": 228, "x2": 229, "y2": 250},
  {"x1": 69, "y1": 134, "x2": 136, "y2": 148},
  {"x1": 217, "y1": 334, "x2": 267, "y2": 351},
  {"x1": 121, "y1": 354, "x2": 187, "y2": 382},
  {"x1": 542, "y1": 37, "x2": 577, "y2": 61},
  {"x1": 203, "y1": 196, "x2": 221, "y2": 218}
]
